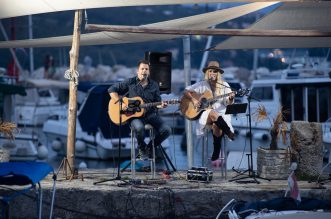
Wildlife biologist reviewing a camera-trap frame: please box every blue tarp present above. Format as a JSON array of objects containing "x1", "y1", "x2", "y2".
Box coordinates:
[
  {"x1": 77, "y1": 82, "x2": 130, "y2": 139},
  {"x1": 0, "y1": 162, "x2": 53, "y2": 185}
]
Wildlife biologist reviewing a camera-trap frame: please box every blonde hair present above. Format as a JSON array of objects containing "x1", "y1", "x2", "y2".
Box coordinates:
[{"x1": 204, "y1": 71, "x2": 226, "y2": 96}]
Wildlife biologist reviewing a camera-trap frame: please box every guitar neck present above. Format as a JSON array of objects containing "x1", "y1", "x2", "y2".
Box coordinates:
[
  {"x1": 141, "y1": 102, "x2": 162, "y2": 108},
  {"x1": 209, "y1": 91, "x2": 235, "y2": 105},
  {"x1": 140, "y1": 99, "x2": 179, "y2": 108}
]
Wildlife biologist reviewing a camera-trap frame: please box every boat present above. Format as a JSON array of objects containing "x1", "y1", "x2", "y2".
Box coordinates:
[
  {"x1": 14, "y1": 79, "x2": 68, "y2": 126},
  {"x1": 0, "y1": 132, "x2": 47, "y2": 161},
  {"x1": 43, "y1": 82, "x2": 174, "y2": 160},
  {"x1": 216, "y1": 197, "x2": 331, "y2": 219},
  {"x1": 0, "y1": 75, "x2": 48, "y2": 161},
  {"x1": 228, "y1": 60, "x2": 331, "y2": 155},
  {"x1": 43, "y1": 82, "x2": 134, "y2": 160}
]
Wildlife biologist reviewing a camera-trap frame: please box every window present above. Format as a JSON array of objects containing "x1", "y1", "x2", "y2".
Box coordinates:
[{"x1": 250, "y1": 86, "x2": 273, "y2": 101}]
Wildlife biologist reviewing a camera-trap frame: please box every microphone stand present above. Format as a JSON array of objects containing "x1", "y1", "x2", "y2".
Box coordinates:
[
  {"x1": 229, "y1": 93, "x2": 265, "y2": 184},
  {"x1": 211, "y1": 79, "x2": 265, "y2": 183},
  {"x1": 94, "y1": 76, "x2": 146, "y2": 186}
]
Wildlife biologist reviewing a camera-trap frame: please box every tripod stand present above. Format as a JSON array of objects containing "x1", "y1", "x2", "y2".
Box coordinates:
[
  {"x1": 94, "y1": 95, "x2": 130, "y2": 186},
  {"x1": 229, "y1": 95, "x2": 263, "y2": 184}
]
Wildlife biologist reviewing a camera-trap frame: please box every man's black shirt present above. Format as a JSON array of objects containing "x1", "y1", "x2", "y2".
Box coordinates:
[{"x1": 108, "y1": 76, "x2": 161, "y2": 114}]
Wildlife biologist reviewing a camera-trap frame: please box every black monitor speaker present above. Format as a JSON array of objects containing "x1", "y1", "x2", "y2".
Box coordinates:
[{"x1": 145, "y1": 51, "x2": 172, "y2": 94}]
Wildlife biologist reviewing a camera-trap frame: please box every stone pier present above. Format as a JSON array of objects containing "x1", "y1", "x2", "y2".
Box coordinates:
[{"x1": 1, "y1": 169, "x2": 330, "y2": 219}]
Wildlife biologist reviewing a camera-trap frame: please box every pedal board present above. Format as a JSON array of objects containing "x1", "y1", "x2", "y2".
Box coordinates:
[{"x1": 186, "y1": 166, "x2": 213, "y2": 182}]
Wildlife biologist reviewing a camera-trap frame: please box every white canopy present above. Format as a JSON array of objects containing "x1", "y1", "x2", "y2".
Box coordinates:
[
  {"x1": 0, "y1": 0, "x2": 290, "y2": 19},
  {"x1": 0, "y1": 2, "x2": 278, "y2": 48},
  {"x1": 213, "y1": 1, "x2": 331, "y2": 50}
]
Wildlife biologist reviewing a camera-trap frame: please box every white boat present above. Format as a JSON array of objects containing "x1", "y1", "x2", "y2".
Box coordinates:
[
  {"x1": 14, "y1": 79, "x2": 67, "y2": 126},
  {"x1": 0, "y1": 76, "x2": 48, "y2": 161},
  {"x1": 245, "y1": 211, "x2": 331, "y2": 219},
  {"x1": 228, "y1": 61, "x2": 331, "y2": 154},
  {"x1": 43, "y1": 82, "x2": 173, "y2": 160},
  {"x1": 42, "y1": 83, "x2": 134, "y2": 160},
  {"x1": 217, "y1": 198, "x2": 331, "y2": 219},
  {"x1": 0, "y1": 132, "x2": 47, "y2": 161}
]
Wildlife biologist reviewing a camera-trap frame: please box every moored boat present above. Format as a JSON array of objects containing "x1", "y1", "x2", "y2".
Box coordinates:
[{"x1": 228, "y1": 62, "x2": 331, "y2": 155}]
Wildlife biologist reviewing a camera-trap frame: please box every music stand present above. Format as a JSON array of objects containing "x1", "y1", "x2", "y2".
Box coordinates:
[
  {"x1": 229, "y1": 96, "x2": 267, "y2": 184},
  {"x1": 225, "y1": 103, "x2": 248, "y2": 115}
]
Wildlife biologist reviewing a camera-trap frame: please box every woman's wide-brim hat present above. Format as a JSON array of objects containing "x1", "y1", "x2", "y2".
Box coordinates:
[{"x1": 202, "y1": 61, "x2": 224, "y2": 74}]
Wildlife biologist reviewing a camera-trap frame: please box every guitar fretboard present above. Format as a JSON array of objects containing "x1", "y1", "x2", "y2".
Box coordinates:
[
  {"x1": 208, "y1": 92, "x2": 235, "y2": 105},
  {"x1": 140, "y1": 99, "x2": 179, "y2": 108}
]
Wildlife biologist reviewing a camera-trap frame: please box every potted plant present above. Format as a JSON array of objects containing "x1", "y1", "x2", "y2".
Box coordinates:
[
  {"x1": 0, "y1": 120, "x2": 17, "y2": 162},
  {"x1": 254, "y1": 105, "x2": 291, "y2": 179}
]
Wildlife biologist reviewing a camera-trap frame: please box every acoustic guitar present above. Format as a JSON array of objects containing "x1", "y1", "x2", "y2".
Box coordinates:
[
  {"x1": 179, "y1": 89, "x2": 249, "y2": 120},
  {"x1": 109, "y1": 96, "x2": 180, "y2": 125}
]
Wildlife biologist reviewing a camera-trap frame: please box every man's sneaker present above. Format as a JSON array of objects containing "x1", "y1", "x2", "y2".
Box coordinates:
[{"x1": 137, "y1": 148, "x2": 149, "y2": 160}]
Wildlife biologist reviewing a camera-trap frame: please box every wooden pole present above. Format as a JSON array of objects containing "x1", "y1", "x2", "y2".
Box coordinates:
[
  {"x1": 85, "y1": 24, "x2": 331, "y2": 37},
  {"x1": 66, "y1": 10, "x2": 82, "y2": 175}
]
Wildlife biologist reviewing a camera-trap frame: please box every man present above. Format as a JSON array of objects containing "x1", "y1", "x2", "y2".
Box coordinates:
[
  {"x1": 183, "y1": 61, "x2": 235, "y2": 167},
  {"x1": 108, "y1": 60, "x2": 171, "y2": 159}
]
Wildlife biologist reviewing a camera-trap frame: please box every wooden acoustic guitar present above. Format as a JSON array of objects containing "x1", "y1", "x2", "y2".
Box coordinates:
[
  {"x1": 179, "y1": 88, "x2": 249, "y2": 120},
  {"x1": 108, "y1": 96, "x2": 180, "y2": 125}
]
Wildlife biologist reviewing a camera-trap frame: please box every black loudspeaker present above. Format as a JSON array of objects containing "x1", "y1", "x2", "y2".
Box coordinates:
[{"x1": 145, "y1": 51, "x2": 172, "y2": 94}]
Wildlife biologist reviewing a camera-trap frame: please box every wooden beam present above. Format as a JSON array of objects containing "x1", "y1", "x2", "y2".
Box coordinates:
[
  {"x1": 86, "y1": 24, "x2": 331, "y2": 37},
  {"x1": 66, "y1": 10, "x2": 82, "y2": 176}
]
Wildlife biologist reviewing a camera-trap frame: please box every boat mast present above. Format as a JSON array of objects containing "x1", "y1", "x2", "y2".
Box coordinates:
[
  {"x1": 28, "y1": 15, "x2": 34, "y2": 75},
  {"x1": 0, "y1": 20, "x2": 23, "y2": 76}
]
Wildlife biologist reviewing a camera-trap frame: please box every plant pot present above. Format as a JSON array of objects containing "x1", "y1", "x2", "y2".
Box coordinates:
[{"x1": 257, "y1": 147, "x2": 290, "y2": 180}]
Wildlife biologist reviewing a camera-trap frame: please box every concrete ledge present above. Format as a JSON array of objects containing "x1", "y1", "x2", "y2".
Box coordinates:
[{"x1": 1, "y1": 169, "x2": 330, "y2": 219}]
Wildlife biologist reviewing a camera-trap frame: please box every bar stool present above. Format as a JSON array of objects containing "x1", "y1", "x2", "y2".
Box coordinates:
[
  {"x1": 201, "y1": 129, "x2": 228, "y2": 179},
  {"x1": 131, "y1": 124, "x2": 156, "y2": 179}
]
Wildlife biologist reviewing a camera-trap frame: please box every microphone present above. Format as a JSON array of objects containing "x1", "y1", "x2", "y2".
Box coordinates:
[
  {"x1": 142, "y1": 73, "x2": 148, "y2": 80},
  {"x1": 208, "y1": 76, "x2": 217, "y2": 81}
]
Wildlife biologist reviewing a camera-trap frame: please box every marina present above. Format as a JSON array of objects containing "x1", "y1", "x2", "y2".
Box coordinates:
[{"x1": 1, "y1": 1, "x2": 331, "y2": 219}]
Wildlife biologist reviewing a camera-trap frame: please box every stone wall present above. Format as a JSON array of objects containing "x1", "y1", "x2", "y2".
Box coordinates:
[{"x1": 290, "y1": 121, "x2": 324, "y2": 180}]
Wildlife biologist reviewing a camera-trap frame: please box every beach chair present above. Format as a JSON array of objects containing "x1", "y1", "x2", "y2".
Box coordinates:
[{"x1": 0, "y1": 161, "x2": 56, "y2": 219}]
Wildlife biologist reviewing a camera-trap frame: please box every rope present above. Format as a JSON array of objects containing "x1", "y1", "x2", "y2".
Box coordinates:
[{"x1": 64, "y1": 69, "x2": 79, "y2": 85}]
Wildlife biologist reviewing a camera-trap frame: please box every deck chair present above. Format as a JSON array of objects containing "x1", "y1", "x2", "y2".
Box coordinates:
[{"x1": 0, "y1": 161, "x2": 56, "y2": 219}]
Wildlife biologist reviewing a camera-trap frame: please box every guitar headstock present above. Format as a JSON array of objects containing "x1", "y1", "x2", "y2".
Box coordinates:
[{"x1": 236, "y1": 88, "x2": 250, "y2": 97}]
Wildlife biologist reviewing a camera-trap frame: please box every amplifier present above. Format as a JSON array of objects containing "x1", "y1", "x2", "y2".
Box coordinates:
[{"x1": 186, "y1": 167, "x2": 213, "y2": 182}]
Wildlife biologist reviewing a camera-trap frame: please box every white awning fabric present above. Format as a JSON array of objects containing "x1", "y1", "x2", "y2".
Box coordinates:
[
  {"x1": 0, "y1": 2, "x2": 278, "y2": 48},
  {"x1": 0, "y1": 0, "x2": 287, "y2": 19},
  {"x1": 213, "y1": 2, "x2": 331, "y2": 50}
]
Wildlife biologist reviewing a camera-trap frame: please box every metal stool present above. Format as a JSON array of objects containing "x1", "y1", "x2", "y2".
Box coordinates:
[
  {"x1": 131, "y1": 124, "x2": 156, "y2": 179},
  {"x1": 201, "y1": 129, "x2": 228, "y2": 179}
]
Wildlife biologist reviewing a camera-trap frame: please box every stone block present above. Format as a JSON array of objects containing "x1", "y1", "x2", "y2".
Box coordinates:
[{"x1": 290, "y1": 121, "x2": 324, "y2": 180}]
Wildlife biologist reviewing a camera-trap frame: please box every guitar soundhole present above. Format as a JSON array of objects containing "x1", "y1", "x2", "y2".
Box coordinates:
[{"x1": 128, "y1": 99, "x2": 141, "y2": 108}]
